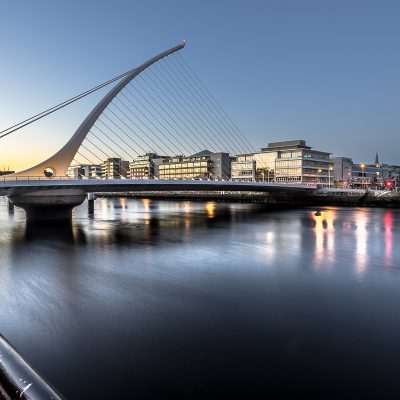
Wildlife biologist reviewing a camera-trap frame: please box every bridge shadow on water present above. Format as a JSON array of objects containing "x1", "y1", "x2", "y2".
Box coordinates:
[
  {"x1": 24, "y1": 220, "x2": 76, "y2": 243},
  {"x1": 12, "y1": 201, "x2": 295, "y2": 249}
]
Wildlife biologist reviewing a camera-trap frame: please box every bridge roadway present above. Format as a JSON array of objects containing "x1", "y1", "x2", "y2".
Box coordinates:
[
  {"x1": 0, "y1": 178, "x2": 316, "y2": 197},
  {"x1": 0, "y1": 179, "x2": 317, "y2": 220}
]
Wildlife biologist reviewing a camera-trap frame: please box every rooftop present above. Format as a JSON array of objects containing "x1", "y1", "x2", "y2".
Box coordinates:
[{"x1": 261, "y1": 140, "x2": 312, "y2": 152}]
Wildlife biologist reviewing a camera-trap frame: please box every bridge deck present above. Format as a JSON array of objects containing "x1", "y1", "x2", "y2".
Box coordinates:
[{"x1": 0, "y1": 179, "x2": 316, "y2": 196}]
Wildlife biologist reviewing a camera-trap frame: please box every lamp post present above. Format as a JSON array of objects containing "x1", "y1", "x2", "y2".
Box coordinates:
[
  {"x1": 375, "y1": 171, "x2": 380, "y2": 190},
  {"x1": 328, "y1": 166, "x2": 333, "y2": 188},
  {"x1": 317, "y1": 169, "x2": 322, "y2": 184},
  {"x1": 360, "y1": 163, "x2": 366, "y2": 189}
]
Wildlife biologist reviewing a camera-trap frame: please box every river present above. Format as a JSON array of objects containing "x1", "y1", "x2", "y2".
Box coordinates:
[{"x1": 1, "y1": 197, "x2": 400, "y2": 398}]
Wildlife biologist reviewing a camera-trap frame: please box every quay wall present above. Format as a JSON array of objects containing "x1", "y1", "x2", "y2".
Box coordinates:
[{"x1": 95, "y1": 189, "x2": 400, "y2": 208}]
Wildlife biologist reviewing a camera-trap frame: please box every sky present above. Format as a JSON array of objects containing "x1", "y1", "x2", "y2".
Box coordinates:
[{"x1": 0, "y1": 0, "x2": 399, "y2": 171}]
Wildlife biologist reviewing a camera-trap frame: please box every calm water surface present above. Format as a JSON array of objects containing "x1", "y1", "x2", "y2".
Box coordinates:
[{"x1": 1, "y1": 197, "x2": 400, "y2": 399}]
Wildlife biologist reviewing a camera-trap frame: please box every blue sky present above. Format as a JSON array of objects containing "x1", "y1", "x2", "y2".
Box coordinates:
[{"x1": 1, "y1": 0, "x2": 399, "y2": 170}]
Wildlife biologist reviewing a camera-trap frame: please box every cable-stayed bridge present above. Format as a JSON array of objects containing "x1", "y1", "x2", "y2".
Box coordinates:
[{"x1": 0, "y1": 42, "x2": 316, "y2": 220}]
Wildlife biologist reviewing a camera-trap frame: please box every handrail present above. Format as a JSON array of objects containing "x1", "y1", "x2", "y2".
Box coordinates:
[{"x1": 0, "y1": 334, "x2": 65, "y2": 399}]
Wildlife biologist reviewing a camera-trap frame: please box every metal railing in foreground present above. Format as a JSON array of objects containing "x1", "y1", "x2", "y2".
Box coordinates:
[
  {"x1": 0, "y1": 176, "x2": 73, "y2": 182},
  {"x1": 0, "y1": 334, "x2": 65, "y2": 400}
]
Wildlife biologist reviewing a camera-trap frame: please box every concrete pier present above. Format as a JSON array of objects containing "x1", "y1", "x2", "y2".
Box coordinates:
[
  {"x1": 9, "y1": 188, "x2": 87, "y2": 221},
  {"x1": 7, "y1": 198, "x2": 14, "y2": 213},
  {"x1": 88, "y1": 192, "x2": 95, "y2": 215}
]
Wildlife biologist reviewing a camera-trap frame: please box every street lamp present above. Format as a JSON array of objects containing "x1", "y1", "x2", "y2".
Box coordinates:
[
  {"x1": 360, "y1": 163, "x2": 366, "y2": 189},
  {"x1": 328, "y1": 166, "x2": 333, "y2": 188},
  {"x1": 375, "y1": 171, "x2": 380, "y2": 190}
]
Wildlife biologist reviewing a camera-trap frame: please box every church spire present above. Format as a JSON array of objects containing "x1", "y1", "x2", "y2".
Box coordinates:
[{"x1": 375, "y1": 152, "x2": 379, "y2": 165}]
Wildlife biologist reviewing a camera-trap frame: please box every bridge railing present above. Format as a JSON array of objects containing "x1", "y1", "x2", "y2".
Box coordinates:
[
  {"x1": 0, "y1": 176, "x2": 74, "y2": 182},
  {"x1": 0, "y1": 334, "x2": 65, "y2": 399}
]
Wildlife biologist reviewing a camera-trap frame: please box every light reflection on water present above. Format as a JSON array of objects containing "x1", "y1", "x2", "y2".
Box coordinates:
[
  {"x1": 1, "y1": 197, "x2": 400, "y2": 398},
  {"x1": 355, "y1": 210, "x2": 369, "y2": 276}
]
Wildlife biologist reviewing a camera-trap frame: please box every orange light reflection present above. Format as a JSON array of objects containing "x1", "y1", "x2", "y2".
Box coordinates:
[{"x1": 205, "y1": 201, "x2": 216, "y2": 219}]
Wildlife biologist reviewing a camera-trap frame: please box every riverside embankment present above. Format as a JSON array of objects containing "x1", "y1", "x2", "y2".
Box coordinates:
[{"x1": 95, "y1": 188, "x2": 400, "y2": 208}]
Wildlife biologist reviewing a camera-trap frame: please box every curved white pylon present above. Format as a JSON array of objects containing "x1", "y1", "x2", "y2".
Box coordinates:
[{"x1": 13, "y1": 41, "x2": 186, "y2": 178}]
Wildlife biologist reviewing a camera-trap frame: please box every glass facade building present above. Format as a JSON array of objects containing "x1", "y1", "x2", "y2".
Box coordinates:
[
  {"x1": 129, "y1": 153, "x2": 169, "y2": 180},
  {"x1": 157, "y1": 151, "x2": 230, "y2": 180},
  {"x1": 101, "y1": 158, "x2": 129, "y2": 179},
  {"x1": 231, "y1": 140, "x2": 333, "y2": 186},
  {"x1": 158, "y1": 155, "x2": 212, "y2": 180}
]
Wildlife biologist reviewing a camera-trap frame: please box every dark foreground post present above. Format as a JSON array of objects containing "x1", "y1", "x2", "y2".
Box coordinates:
[
  {"x1": 88, "y1": 192, "x2": 95, "y2": 215},
  {"x1": 0, "y1": 334, "x2": 65, "y2": 399},
  {"x1": 7, "y1": 199, "x2": 14, "y2": 213}
]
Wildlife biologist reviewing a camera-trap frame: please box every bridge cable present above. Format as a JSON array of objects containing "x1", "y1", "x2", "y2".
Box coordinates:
[
  {"x1": 176, "y1": 53, "x2": 255, "y2": 153},
  {"x1": 142, "y1": 71, "x2": 225, "y2": 164},
  {"x1": 83, "y1": 132, "x2": 129, "y2": 178},
  {"x1": 0, "y1": 67, "x2": 139, "y2": 140},
  {"x1": 123, "y1": 87, "x2": 196, "y2": 156},
  {"x1": 132, "y1": 75, "x2": 232, "y2": 179},
  {"x1": 146, "y1": 64, "x2": 233, "y2": 178},
  {"x1": 95, "y1": 118, "x2": 141, "y2": 159},
  {"x1": 168, "y1": 56, "x2": 248, "y2": 155},
  {"x1": 110, "y1": 98, "x2": 176, "y2": 155},
  {"x1": 173, "y1": 55, "x2": 253, "y2": 154},
  {"x1": 102, "y1": 107, "x2": 164, "y2": 157},
  {"x1": 92, "y1": 124, "x2": 137, "y2": 161},
  {"x1": 128, "y1": 81, "x2": 201, "y2": 152},
  {"x1": 154, "y1": 61, "x2": 235, "y2": 155},
  {"x1": 151, "y1": 61, "x2": 234, "y2": 179},
  {"x1": 133, "y1": 77, "x2": 206, "y2": 154},
  {"x1": 80, "y1": 143, "x2": 129, "y2": 179},
  {"x1": 146, "y1": 67, "x2": 224, "y2": 154},
  {"x1": 116, "y1": 92, "x2": 190, "y2": 156}
]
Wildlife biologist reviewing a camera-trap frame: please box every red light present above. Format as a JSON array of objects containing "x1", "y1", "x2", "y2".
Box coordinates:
[{"x1": 385, "y1": 180, "x2": 394, "y2": 187}]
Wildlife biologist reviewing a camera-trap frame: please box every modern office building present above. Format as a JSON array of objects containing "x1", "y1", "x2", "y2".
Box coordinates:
[
  {"x1": 332, "y1": 157, "x2": 354, "y2": 187},
  {"x1": 332, "y1": 153, "x2": 397, "y2": 189},
  {"x1": 351, "y1": 162, "x2": 390, "y2": 189},
  {"x1": 231, "y1": 140, "x2": 333, "y2": 185},
  {"x1": 67, "y1": 164, "x2": 102, "y2": 179},
  {"x1": 128, "y1": 153, "x2": 169, "y2": 180},
  {"x1": 231, "y1": 159, "x2": 256, "y2": 181},
  {"x1": 157, "y1": 151, "x2": 230, "y2": 180},
  {"x1": 389, "y1": 165, "x2": 400, "y2": 184},
  {"x1": 101, "y1": 158, "x2": 129, "y2": 179}
]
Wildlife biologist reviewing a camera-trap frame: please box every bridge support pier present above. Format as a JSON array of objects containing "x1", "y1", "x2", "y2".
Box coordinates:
[
  {"x1": 9, "y1": 189, "x2": 87, "y2": 221},
  {"x1": 88, "y1": 192, "x2": 95, "y2": 215},
  {"x1": 7, "y1": 198, "x2": 14, "y2": 213}
]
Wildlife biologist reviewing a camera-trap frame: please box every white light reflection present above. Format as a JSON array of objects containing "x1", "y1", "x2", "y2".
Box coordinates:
[
  {"x1": 264, "y1": 230, "x2": 277, "y2": 264},
  {"x1": 355, "y1": 211, "x2": 368, "y2": 277},
  {"x1": 119, "y1": 198, "x2": 128, "y2": 222},
  {"x1": 384, "y1": 211, "x2": 393, "y2": 270},
  {"x1": 99, "y1": 198, "x2": 109, "y2": 218},
  {"x1": 312, "y1": 209, "x2": 336, "y2": 271}
]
